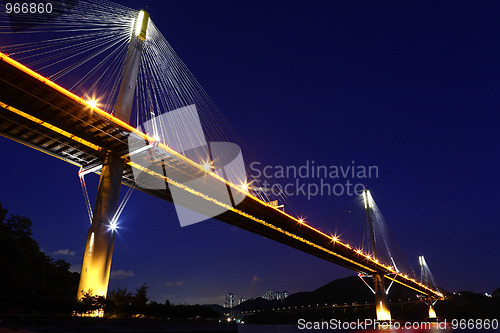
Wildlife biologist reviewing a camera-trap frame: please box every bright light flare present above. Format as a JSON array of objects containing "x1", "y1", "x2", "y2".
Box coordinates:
[
  {"x1": 428, "y1": 305, "x2": 437, "y2": 318},
  {"x1": 135, "y1": 11, "x2": 144, "y2": 36},
  {"x1": 108, "y1": 221, "x2": 118, "y2": 232},
  {"x1": 298, "y1": 218, "x2": 304, "y2": 224},
  {"x1": 132, "y1": 10, "x2": 149, "y2": 41},
  {"x1": 376, "y1": 301, "x2": 392, "y2": 321},
  {"x1": 202, "y1": 161, "x2": 213, "y2": 172},
  {"x1": 86, "y1": 99, "x2": 98, "y2": 109},
  {"x1": 363, "y1": 189, "x2": 373, "y2": 209}
]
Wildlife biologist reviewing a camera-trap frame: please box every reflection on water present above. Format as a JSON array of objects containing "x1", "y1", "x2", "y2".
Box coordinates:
[{"x1": 238, "y1": 322, "x2": 500, "y2": 333}]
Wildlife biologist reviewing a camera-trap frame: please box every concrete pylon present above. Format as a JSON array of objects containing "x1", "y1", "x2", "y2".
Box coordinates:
[
  {"x1": 77, "y1": 10, "x2": 149, "y2": 304},
  {"x1": 419, "y1": 255, "x2": 439, "y2": 319},
  {"x1": 363, "y1": 189, "x2": 391, "y2": 321},
  {"x1": 373, "y1": 273, "x2": 391, "y2": 321}
]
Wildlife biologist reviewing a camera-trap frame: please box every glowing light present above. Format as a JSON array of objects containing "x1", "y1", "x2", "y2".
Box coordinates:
[
  {"x1": 109, "y1": 222, "x2": 118, "y2": 232},
  {"x1": 332, "y1": 236, "x2": 338, "y2": 242},
  {"x1": 135, "y1": 11, "x2": 144, "y2": 36},
  {"x1": 87, "y1": 99, "x2": 98, "y2": 108},
  {"x1": 376, "y1": 301, "x2": 392, "y2": 321},
  {"x1": 202, "y1": 161, "x2": 213, "y2": 172},
  {"x1": 363, "y1": 190, "x2": 374, "y2": 209},
  {"x1": 133, "y1": 10, "x2": 149, "y2": 41},
  {"x1": 89, "y1": 232, "x2": 95, "y2": 250},
  {"x1": 298, "y1": 218, "x2": 304, "y2": 224},
  {"x1": 240, "y1": 183, "x2": 250, "y2": 191},
  {"x1": 428, "y1": 305, "x2": 437, "y2": 318}
]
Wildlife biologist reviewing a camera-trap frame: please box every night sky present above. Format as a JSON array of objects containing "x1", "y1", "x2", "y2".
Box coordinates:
[{"x1": 1, "y1": 0, "x2": 499, "y2": 305}]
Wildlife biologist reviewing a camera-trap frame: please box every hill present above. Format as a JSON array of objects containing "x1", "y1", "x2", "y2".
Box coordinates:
[{"x1": 232, "y1": 275, "x2": 417, "y2": 314}]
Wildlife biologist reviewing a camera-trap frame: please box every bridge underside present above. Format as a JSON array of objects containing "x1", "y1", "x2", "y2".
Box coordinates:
[{"x1": 0, "y1": 53, "x2": 441, "y2": 299}]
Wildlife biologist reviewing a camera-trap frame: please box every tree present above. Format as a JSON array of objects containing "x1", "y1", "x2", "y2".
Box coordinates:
[
  {"x1": 108, "y1": 287, "x2": 134, "y2": 317},
  {"x1": 132, "y1": 284, "x2": 149, "y2": 315},
  {"x1": 0, "y1": 202, "x2": 6, "y2": 221},
  {"x1": 75, "y1": 291, "x2": 107, "y2": 316},
  {"x1": 0, "y1": 202, "x2": 80, "y2": 314}
]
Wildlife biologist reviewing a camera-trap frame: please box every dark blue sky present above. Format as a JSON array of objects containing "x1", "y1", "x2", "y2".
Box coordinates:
[{"x1": 1, "y1": 0, "x2": 499, "y2": 304}]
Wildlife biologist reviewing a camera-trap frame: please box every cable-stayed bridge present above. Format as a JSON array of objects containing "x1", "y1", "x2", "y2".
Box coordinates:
[{"x1": 0, "y1": 1, "x2": 442, "y2": 320}]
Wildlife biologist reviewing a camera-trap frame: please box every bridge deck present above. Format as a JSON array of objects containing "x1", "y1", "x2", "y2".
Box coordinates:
[{"x1": 0, "y1": 52, "x2": 442, "y2": 299}]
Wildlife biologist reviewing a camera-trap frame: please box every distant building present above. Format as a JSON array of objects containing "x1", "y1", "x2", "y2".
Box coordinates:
[
  {"x1": 276, "y1": 291, "x2": 289, "y2": 300},
  {"x1": 225, "y1": 293, "x2": 235, "y2": 308},
  {"x1": 238, "y1": 297, "x2": 246, "y2": 305},
  {"x1": 263, "y1": 291, "x2": 274, "y2": 301},
  {"x1": 263, "y1": 290, "x2": 289, "y2": 301}
]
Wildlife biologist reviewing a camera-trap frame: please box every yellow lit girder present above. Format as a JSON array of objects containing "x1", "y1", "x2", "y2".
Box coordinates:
[{"x1": 0, "y1": 101, "x2": 101, "y2": 152}]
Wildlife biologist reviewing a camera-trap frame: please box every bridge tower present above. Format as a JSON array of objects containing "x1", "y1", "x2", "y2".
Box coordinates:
[
  {"x1": 419, "y1": 255, "x2": 438, "y2": 319},
  {"x1": 363, "y1": 189, "x2": 392, "y2": 321},
  {"x1": 77, "y1": 10, "x2": 149, "y2": 304}
]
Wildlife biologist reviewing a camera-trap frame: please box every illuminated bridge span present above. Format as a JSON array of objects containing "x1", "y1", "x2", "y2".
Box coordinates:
[
  {"x1": 0, "y1": 2, "x2": 442, "y2": 320},
  {"x1": 0, "y1": 50, "x2": 442, "y2": 317}
]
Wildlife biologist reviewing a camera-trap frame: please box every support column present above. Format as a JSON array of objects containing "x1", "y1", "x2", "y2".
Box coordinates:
[
  {"x1": 77, "y1": 10, "x2": 149, "y2": 302},
  {"x1": 374, "y1": 273, "x2": 391, "y2": 321},
  {"x1": 77, "y1": 153, "x2": 123, "y2": 299},
  {"x1": 363, "y1": 189, "x2": 391, "y2": 321},
  {"x1": 419, "y1": 255, "x2": 439, "y2": 319}
]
